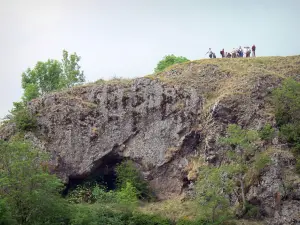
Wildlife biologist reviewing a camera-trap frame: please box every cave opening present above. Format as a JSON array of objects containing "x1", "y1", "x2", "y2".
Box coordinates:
[{"x1": 63, "y1": 153, "x2": 123, "y2": 195}]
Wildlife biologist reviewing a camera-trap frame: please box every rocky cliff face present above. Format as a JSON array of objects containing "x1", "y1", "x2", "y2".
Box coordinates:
[
  {"x1": 27, "y1": 78, "x2": 202, "y2": 199},
  {"x1": 1, "y1": 56, "x2": 300, "y2": 224}
]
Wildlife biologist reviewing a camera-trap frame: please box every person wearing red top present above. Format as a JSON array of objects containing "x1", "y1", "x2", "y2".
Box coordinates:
[
  {"x1": 252, "y1": 45, "x2": 256, "y2": 57},
  {"x1": 220, "y1": 48, "x2": 225, "y2": 58}
]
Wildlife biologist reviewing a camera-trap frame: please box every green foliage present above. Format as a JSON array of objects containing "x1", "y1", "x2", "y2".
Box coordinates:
[
  {"x1": 71, "y1": 205, "x2": 172, "y2": 225},
  {"x1": 219, "y1": 124, "x2": 260, "y2": 214},
  {"x1": 116, "y1": 182, "x2": 139, "y2": 209},
  {"x1": 0, "y1": 199, "x2": 16, "y2": 225},
  {"x1": 61, "y1": 50, "x2": 85, "y2": 88},
  {"x1": 68, "y1": 183, "x2": 97, "y2": 204},
  {"x1": 176, "y1": 218, "x2": 198, "y2": 225},
  {"x1": 272, "y1": 78, "x2": 300, "y2": 127},
  {"x1": 177, "y1": 217, "x2": 236, "y2": 225},
  {"x1": 128, "y1": 212, "x2": 171, "y2": 225},
  {"x1": 259, "y1": 124, "x2": 275, "y2": 142},
  {"x1": 92, "y1": 185, "x2": 117, "y2": 203},
  {"x1": 0, "y1": 140, "x2": 70, "y2": 225},
  {"x1": 244, "y1": 202, "x2": 260, "y2": 219},
  {"x1": 10, "y1": 102, "x2": 37, "y2": 132},
  {"x1": 253, "y1": 152, "x2": 271, "y2": 173},
  {"x1": 273, "y1": 78, "x2": 300, "y2": 154},
  {"x1": 279, "y1": 123, "x2": 300, "y2": 152},
  {"x1": 70, "y1": 204, "x2": 130, "y2": 225},
  {"x1": 116, "y1": 160, "x2": 151, "y2": 199},
  {"x1": 154, "y1": 54, "x2": 189, "y2": 73},
  {"x1": 21, "y1": 50, "x2": 85, "y2": 101},
  {"x1": 22, "y1": 83, "x2": 40, "y2": 102},
  {"x1": 22, "y1": 60, "x2": 62, "y2": 96},
  {"x1": 196, "y1": 165, "x2": 233, "y2": 223},
  {"x1": 219, "y1": 124, "x2": 259, "y2": 155}
]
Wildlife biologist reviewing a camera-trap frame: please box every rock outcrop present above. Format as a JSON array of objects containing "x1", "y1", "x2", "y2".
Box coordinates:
[
  {"x1": 2, "y1": 56, "x2": 300, "y2": 224},
  {"x1": 27, "y1": 78, "x2": 202, "y2": 199}
]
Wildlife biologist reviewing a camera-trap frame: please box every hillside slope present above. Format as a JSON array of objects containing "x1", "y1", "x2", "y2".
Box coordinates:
[{"x1": 1, "y1": 56, "x2": 300, "y2": 224}]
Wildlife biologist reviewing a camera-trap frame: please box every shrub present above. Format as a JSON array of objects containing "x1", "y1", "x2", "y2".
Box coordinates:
[
  {"x1": 67, "y1": 183, "x2": 97, "y2": 204},
  {"x1": 116, "y1": 160, "x2": 151, "y2": 199},
  {"x1": 272, "y1": 78, "x2": 300, "y2": 152},
  {"x1": 0, "y1": 199, "x2": 16, "y2": 225},
  {"x1": 272, "y1": 78, "x2": 300, "y2": 127},
  {"x1": 176, "y1": 218, "x2": 199, "y2": 225},
  {"x1": 10, "y1": 102, "x2": 37, "y2": 132},
  {"x1": 154, "y1": 54, "x2": 189, "y2": 73},
  {"x1": 116, "y1": 182, "x2": 139, "y2": 209},
  {"x1": 70, "y1": 204, "x2": 130, "y2": 225},
  {"x1": 244, "y1": 202, "x2": 260, "y2": 219},
  {"x1": 279, "y1": 123, "x2": 300, "y2": 153},
  {"x1": 128, "y1": 213, "x2": 172, "y2": 225},
  {"x1": 259, "y1": 123, "x2": 275, "y2": 142},
  {"x1": 0, "y1": 140, "x2": 70, "y2": 225},
  {"x1": 176, "y1": 217, "x2": 235, "y2": 225},
  {"x1": 92, "y1": 185, "x2": 117, "y2": 203}
]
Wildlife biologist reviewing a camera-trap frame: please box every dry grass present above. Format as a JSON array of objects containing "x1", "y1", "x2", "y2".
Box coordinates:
[
  {"x1": 139, "y1": 199, "x2": 266, "y2": 224},
  {"x1": 156, "y1": 56, "x2": 300, "y2": 95},
  {"x1": 62, "y1": 56, "x2": 300, "y2": 108},
  {"x1": 138, "y1": 199, "x2": 198, "y2": 221}
]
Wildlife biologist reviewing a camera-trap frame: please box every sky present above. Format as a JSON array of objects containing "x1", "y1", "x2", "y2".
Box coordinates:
[{"x1": 0, "y1": 0, "x2": 300, "y2": 119}]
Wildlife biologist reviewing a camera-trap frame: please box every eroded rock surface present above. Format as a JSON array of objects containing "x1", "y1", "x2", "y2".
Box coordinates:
[
  {"x1": 1, "y1": 59, "x2": 300, "y2": 224},
  {"x1": 27, "y1": 78, "x2": 202, "y2": 199}
]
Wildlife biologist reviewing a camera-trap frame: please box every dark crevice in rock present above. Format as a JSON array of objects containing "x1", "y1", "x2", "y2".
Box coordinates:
[{"x1": 63, "y1": 152, "x2": 123, "y2": 195}]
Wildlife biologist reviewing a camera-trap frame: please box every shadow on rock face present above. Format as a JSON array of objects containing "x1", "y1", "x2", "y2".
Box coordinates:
[{"x1": 63, "y1": 152, "x2": 123, "y2": 195}]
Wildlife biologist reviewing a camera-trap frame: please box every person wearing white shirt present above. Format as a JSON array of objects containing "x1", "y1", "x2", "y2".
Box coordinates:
[{"x1": 205, "y1": 48, "x2": 214, "y2": 58}]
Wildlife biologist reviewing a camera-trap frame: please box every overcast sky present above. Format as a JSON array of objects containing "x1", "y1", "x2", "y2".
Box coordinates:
[{"x1": 0, "y1": 0, "x2": 299, "y2": 119}]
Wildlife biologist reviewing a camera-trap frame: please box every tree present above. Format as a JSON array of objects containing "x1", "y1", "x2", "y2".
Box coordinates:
[
  {"x1": 116, "y1": 182, "x2": 138, "y2": 210},
  {"x1": 219, "y1": 124, "x2": 259, "y2": 213},
  {"x1": 154, "y1": 54, "x2": 189, "y2": 73},
  {"x1": 21, "y1": 50, "x2": 85, "y2": 102},
  {"x1": 115, "y1": 160, "x2": 151, "y2": 199},
  {"x1": 196, "y1": 164, "x2": 233, "y2": 222},
  {"x1": 61, "y1": 50, "x2": 85, "y2": 88},
  {"x1": 0, "y1": 140, "x2": 70, "y2": 224},
  {"x1": 22, "y1": 60, "x2": 62, "y2": 96}
]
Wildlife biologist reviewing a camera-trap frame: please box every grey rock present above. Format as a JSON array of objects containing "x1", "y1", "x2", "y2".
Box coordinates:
[{"x1": 27, "y1": 78, "x2": 202, "y2": 198}]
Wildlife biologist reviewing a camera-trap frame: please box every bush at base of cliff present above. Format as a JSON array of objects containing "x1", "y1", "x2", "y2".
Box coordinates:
[
  {"x1": 116, "y1": 160, "x2": 152, "y2": 200},
  {"x1": 0, "y1": 199, "x2": 17, "y2": 225},
  {"x1": 70, "y1": 204, "x2": 131, "y2": 225},
  {"x1": 0, "y1": 140, "x2": 70, "y2": 225},
  {"x1": 70, "y1": 205, "x2": 172, "y2": 225},
  {"x1": 177, "y1": 217, "x2": 236, "y2": 225},
  {"x1": 128, "y1": 213, "x2": 172, "y2": 225},
  {"x1": 67, "y1": 183, "x2": 98, "y2": 204}
]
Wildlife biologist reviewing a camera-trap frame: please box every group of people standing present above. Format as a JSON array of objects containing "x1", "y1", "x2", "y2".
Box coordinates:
[{"x1": 206, "y1": 45, "x2": 256, "y2": 58}]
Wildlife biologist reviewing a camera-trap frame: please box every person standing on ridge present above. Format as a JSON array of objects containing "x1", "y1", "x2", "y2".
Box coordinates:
[
  {"x1": 244, "y1": 46, "x2": 251, "y2": 57},
  {"x1": 220, "y1": 48, "x2": 225, "y2": 58},
  {"x1": 238, "y1": 46, "x2": 243, "y2": 57},
  {"x1": 252, "y1": 44, "x2": 256, "y2": 57},
  {"x1": 205, "y1": 48, "x2": 214, "y2": 59}
]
